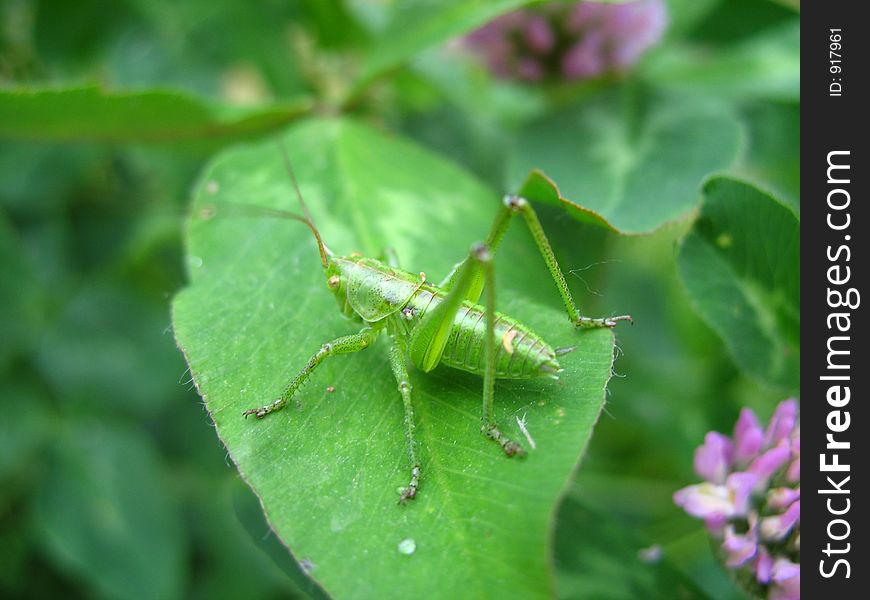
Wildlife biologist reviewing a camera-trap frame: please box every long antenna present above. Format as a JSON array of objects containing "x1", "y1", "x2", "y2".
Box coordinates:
[
  {"x1": 278, "y1": 142, "x2": 330, "y2": 268},
  {"x1": 200, "y1": 202, "x2": 328, "y2": 268}
]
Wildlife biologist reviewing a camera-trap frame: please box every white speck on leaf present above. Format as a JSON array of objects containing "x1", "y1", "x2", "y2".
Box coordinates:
[
  {"x1": 398, "y1": 538, "x2": 416, "y2": 555},
  {"x1": 516, "y1": 413, "x2": 536, "y2": 450}
]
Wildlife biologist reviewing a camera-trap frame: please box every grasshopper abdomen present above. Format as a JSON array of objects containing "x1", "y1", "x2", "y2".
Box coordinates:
[{"x1": 406, "y1": 291, "x2": 561, "y2": 379}]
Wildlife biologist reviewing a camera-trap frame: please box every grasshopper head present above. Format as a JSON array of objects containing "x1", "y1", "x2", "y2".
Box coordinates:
[
  {"x1": 324, "y1": 259, "x2": 353, "y2": 317},
  {"x1": 326, "y1": 262, "x2": 342, "y2": 295}
]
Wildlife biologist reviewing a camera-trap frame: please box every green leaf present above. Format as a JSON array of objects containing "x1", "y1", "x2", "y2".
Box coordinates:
[
  {"x1": 509, "y1": 90, "x2": 742, "y2": 234},
  {"x1": 230, "y1": 478, "x2": 330, "y2": 599},
  {"x1": 769, "y1": 0, "x2": 800, "y2": 11},
  {"x1": 0, "y1": 85, "x2": 311, "y2": 143},
  {"x1": 735, "y1": 101, "x2": 800, "y2": 215},
  {"x1": 0, "y1": 214, "x2": 45, "y2": 368},
  {"x1": 662, "y1": 0, "x2": 723, "y2": 37},
  {"x1": 554, "y1": 497, "x2": 714, "y2": 599},
  {"x1": 644, "y1": 20, "x2": 799, "y2": 102},
  {"x1": 177, "y1": 474, "x2": 327, "y2": 600},
  {"x1": 663, "y1": 528, "x2": 746, "y2": 600},
  {"x1": 352, "y1": 0, "x2": 531, "y2": 94},
  {"x1": 36, "y1": 281, "x2": 188, "y2": 417},
  {"x1": 682, "y1": 0, "x2": 797, "y2": 43},
  {"x1": 35, "y1": 421, "x2": 185, "y2": 600},
  {"x1": 677, "y1": 177, "x2": 799, "y2": 390},
  {"x1": 0, "y1": 380, "x2": 52, "y2": 484},
  {"x1": 172, "y1": 118, "x2": 617, "y2": 599}
]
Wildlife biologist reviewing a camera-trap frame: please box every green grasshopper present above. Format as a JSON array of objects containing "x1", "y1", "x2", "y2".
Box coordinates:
[{"x1": 233, "y1": 150, "x2": 630, "y2": 504}]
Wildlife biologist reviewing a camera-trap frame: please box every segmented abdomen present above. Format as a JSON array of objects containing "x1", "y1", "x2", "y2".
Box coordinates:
[{"x1": 405, "y1": 288, "x2": 560, "y2": 379}]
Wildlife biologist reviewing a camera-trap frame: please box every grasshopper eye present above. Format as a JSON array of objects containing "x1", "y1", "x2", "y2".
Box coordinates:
[{"x1": 327, "y1": 275, "x2": 340, "y2": 290}]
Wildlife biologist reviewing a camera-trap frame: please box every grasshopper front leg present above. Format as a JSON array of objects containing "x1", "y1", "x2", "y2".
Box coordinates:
[{"x1": 243, "y1": 326, "x2": 380, "y2": 418}]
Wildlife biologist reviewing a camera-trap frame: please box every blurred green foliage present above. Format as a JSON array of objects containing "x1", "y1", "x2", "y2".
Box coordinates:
[{"x1": 0, "y1": 0, "x2": 798, "y2": 599}]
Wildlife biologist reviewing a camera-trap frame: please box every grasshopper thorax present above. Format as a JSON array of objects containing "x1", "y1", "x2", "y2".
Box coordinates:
[{"x1": 326, "y1": 256, "x2": 427, "y2": 324}]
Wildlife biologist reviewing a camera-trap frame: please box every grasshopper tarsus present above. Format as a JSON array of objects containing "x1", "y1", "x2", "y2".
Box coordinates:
[
  {"x1": 502, "y1": 441, "x2": 526, "y2": 458},
  {"x1": 483, "y1": 424, "x2": 526, "y2": 458},
  {"x1": 398, "y1": 465, "x2": 421, "y2": 505},
  {"x1": 242, "y1": 407, "x2": 269, "y2": 419},
  {"x1": 610, "y1": 314, "x2": 634, "y2": 326},
  {"x1": 573, "y1": 313, "x2": 634, "y2": 329}
]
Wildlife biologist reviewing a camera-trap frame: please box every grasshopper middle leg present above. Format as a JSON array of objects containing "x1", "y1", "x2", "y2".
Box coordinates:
[
  {"x1": 474, "y1": 243, "x2": 524, "y2": 457},
  {"x1": 409, "y1": 242, "x2": 525, "y2": 457},
  {"x1": 243, "y1": 326, "x2": 380, "y2": 418},
  {"x1": 387, "y1": 332, "x2": 421, "y2": 503}
]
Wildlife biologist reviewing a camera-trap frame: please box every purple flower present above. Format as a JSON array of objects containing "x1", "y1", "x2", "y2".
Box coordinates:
[
  {"x1": 760, "y1": 500, "x2": 800, "y2": 542},
  {"x1": 748, "y1": 439, "x2": 791, "y2": 482},
  {"x1": 723, "y1": 526, "x2": 757, "y2": 567},
  {"x1": 727, "y1": 472, "x2": 759, "y2": 516},
  {"x1": 786, "y1": 457, "x2": 800, "y2": 483},
  {"x1": 674, "y1": 399, "x2": 800, "y2": 599},
  {"x1": 673, "y1": 483, "x2": 732, "y2": 521},
  {"x1": 694, "y1": 432, "x2": 733, "y2": 484},
  {"x1": 733, "y1": 408, "x2": 764, "y2": 465},
  {"x1": 756, "y1": 547, "x2": 774, "y2": 584},
  {"x1": 767, "y1": 487, "x2": 800, "y2": 511},
  {"x1": 464, "y1": 0, "x2": 668, "y2": 83},
  {"x1": 524, "y1": 15, "x2": 555, "y2": 54},
  {"x1": 566, "y1": 3, "x2": 600, "y2": 34},
  {"x1": 770, "y1": 559, "x2": 800, "y2": 600},
  {"x1": 673, "y1": 472, "x2": 758, "y2": 537},
  {"x1": 765, "y1": 398, "x2": 798, "y2": 446},
  {"x1": 516, "y1": 58, "x2": 545, "y2": 82},
  {"x1": 562, "y1": 33, "x2": 606, "y2": 80}
]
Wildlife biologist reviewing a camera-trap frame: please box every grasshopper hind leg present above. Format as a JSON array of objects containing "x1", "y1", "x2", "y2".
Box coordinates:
[{"x1": 442, "y1": 195, "x2": 631, "y2": 329}]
